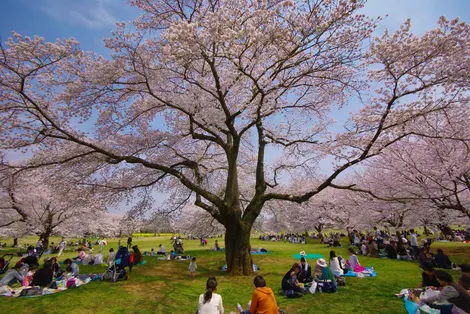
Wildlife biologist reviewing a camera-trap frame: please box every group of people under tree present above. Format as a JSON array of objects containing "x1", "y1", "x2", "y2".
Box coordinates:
[{"x1": 0, "y1": 238, "x2": 144, "y2": 293}]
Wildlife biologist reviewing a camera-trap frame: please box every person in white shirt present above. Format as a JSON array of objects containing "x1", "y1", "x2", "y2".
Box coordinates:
[
  {"x1": 198, "y1": 277, "x2": 224, "y2": 314},
  {"x1": 329, "y1": 250, "x2": 344, "y2": 276},
  {"x1": 107, "y1": 248, "x2": 116, "y2": 265},
  {"x1": 157, "y1": 244, "x2": 166, "y2": 255},
  {"x1": 58, "y1": 238, "x2": 67, "y2": 257}
]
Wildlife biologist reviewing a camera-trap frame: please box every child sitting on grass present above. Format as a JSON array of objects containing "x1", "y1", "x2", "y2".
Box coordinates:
[
  {"x1": 189, "y1": 257, "x2": 197, "y2": 276},
  {"x1": 22, "y1": 265, "x2": 37, "y2": 287}
]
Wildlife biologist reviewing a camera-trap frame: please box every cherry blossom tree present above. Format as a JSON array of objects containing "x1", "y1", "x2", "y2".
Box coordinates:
[
  {"x1": 0, "y1": 168, "x2": 104, "y2": 248},
  {"x1": 173, "y1": 205, "x2": 224, "y2": 237},
  {"x1": 58, "y1": 211, "x2": 122, "y2": 238},
  {"x1": 1, "y1": 0, "x2": 470, "y2": 274},
  {"x1": 355, "y1": 134, "x2": 470, "y2": 222}
]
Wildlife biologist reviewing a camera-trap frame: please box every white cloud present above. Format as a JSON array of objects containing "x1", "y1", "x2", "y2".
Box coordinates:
[{"x1": 37, "y1": 0, "x2": 119, "y2": 29}]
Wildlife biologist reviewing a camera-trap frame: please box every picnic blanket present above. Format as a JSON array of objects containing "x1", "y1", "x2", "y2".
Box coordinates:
[
  {"x1": 0, "y1": 274, "x2": 100, "y2": 298},
  {"x1": 251, "y1": 250, "x2": 270, "y2": 255},
  {"x1": 293, "y1": 253, "x2": 324, "y2": 259},
  {"x1": 397, "y1": 289, "x2": 440, "y2": 314},
  {"x1": 342, "y1": 267, "x2": 376, "y2": 277}
]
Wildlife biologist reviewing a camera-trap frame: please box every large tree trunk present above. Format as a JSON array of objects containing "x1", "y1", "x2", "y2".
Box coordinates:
[
  {"x1": 346, "y1": 227, "x2": 353, "y2": 244},
  {"x1": 224, "y1": 222, "x2": 253, "y2": 276},
  {"x1": 315, "y1": 225, "x2": 324, "y2": 241},
  {"x1": 40, "y1": 228, "x2": 52, "y2": 252}
]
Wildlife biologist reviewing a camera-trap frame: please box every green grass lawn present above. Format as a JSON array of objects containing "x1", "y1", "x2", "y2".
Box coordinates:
[{"x1": 0, "y1": 236, "x2": 468, "y2": 314}]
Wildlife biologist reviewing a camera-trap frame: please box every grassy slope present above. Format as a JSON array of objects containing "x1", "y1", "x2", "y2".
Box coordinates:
[{"x1": 0, "y1": 236, "x2": 468, "y2": 314}]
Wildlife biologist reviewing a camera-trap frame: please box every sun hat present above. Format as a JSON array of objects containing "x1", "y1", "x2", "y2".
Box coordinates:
[
  {"x1": 300, "y1": 251, "x2": 306, "y2": 257},
  {"x1": 316, "y1": 258, "x2": 327, "y2": 268}
]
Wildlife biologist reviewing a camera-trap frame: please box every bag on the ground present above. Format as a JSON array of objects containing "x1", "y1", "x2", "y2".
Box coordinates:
[
  {"x1": 309, "y1": 281, "x2": 317, "y2": 294},
  {"x1": 66, "y1": 278, "x2": 77, "y2": 288},
  {"x1": 19, "y1": 287, "x2": 42, "y2": 297},
  {"x1": 336, "y1": 277, "x2": 346, "y2": 286},
  {"x1": 285, "y1": 289, "x2": 302, "y2": 298}
]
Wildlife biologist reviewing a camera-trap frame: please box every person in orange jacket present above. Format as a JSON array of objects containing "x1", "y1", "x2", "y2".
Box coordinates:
[{"x1": 237, "y1": 276, "x2": 280, "y2": 314}]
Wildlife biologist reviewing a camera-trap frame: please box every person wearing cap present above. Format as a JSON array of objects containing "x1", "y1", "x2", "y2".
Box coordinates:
[
  {"x1": 297, "y1": 257, "x2": 313, "y2": 283},
  {"x1": 315, "y1": 259, "x2": 337, "y2": 292},
  {"x1": 410, "y1": 270, "x2": 470, "y2": 314},
  {"x1": 458, "y1": 264, "x2": 470, "y2": 291},
  {"x1": 419, "y1": 263, "x2": 441, "y2": 288}
]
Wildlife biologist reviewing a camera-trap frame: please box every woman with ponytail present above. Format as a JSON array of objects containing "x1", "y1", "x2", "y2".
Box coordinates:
[{"x1": 197, "y1": 277, "x2": 224, "y2": 314}]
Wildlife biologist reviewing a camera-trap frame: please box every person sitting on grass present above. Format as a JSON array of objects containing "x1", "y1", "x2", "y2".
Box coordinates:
[
  {"x1": 434, "y1": 249, "x2": 452, "y2": 269},
  {"x1": 281, "y1": 263, "x2": 301, "y2": 293},
  {"x1": 366, "y1": 240, "x2": 379, "y2": 257},
  {"x1": 0, "y1": 264, "x2": 24, "y2": 287},
  {"x1": 107, "y1": 248, "x2": 116, "y2": 265},
  {"x1": 346, "y1": 248, "x2": 361, "y2": 270},
  {"x1": 23, "y1": 265, "x2": 37, "y2": 286},
  {"x1": 64, "y1": 258, "x2": 79, "y2": 276},
  {"x1": 50, "y1": 257, "x2": 61, "y2": 276},
  {"x1": 418, "y1": 263, "x2": 441, "y2": 288},
  {"x1": 236, "y1": 275, "x2": 279, "y2": 314},
  {"x1": 458, "y1": 264, "x2": 470, "y2": 291},
  {"x1": 31, "y1": 260, "x2": 53, "y2": 287},
  {"x1": 213, "y1": 240, "x2": 220, "y2": 251},
  {"x1": 384, "y1": 241, "x2": 398, "y2": 259},
  {"x1": 315, "y1": 259, "x2": 336, "y2": 281},
  {"x1": 132, "y1": 245, "x2": 143, "y2": 264},
  {"x1": 197, "y1": 277, "x2": 224, "y2": 314},
  {"x1": 396, "y1": 243, "x2": 411, "y2": 260},
  {"x1": 297, "y1": 257, "x2": 313, "y2": 283},
  {"x1": 157, "y1": 244, "x2": 166, "y2": 255},
  {"x1": 418, "y1": 248, "x2": 431, "y2": 266},
  {"x1": 329, "y1": 251, "x2": 344, "y2": 277},
  {"x1": 410, "y1": 270, "x2": 470, "y2": 314}
]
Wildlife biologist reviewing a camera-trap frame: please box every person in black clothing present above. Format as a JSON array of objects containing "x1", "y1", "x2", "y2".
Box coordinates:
[
  {"x1": 434, "y1": 249, "x2": 452, "y2": 269},
  {"x1": 50, "y1": 257, "x2": 61, "y2": 277},
  {"x1": 419, "y1": 263, "x2": 441, "y2": 288},
  {"x1": 384, "y1": 241, "x2": 397, "y2": 259},
  {"x1": 127, "y1": 237, "x2": 132, "y2": 249},
  {"x1": 458, "y1": 264, "x2": 470, "y2": 290},
  {"x1": 281, "y1": 262, "x2": 301, "y2": 292},
  {"x1": 132, "y1": 245, "x2": 143, "y2": 264},
  {"x1": 23, "y1": 255, "x2": 39, "y2": 268},
  {"x1": 418, "y1": 248, "x2": 431, "y2": 266},
  {"x1": 297, "y1": 257, "x2": 313, "y2": 283},
  {"x1": 31, "y1": 261, "x2": 53, "y2": 287},
  {"x1": 396, "y1": 243, "x2": 410, "y2": 260}
]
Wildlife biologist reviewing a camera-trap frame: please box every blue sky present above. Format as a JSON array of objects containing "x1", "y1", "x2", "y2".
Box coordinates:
[
  {"x1": 2, "y1": 0, "x2": 470, "y2": 54},
  {"x1": 2, "y1": 0, "x2": 470, "y2": 212}
]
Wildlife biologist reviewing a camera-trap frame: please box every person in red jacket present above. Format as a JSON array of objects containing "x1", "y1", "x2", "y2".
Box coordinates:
[{"x1": 237, "y1": 276, "x2": 279, "y2": 314}]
